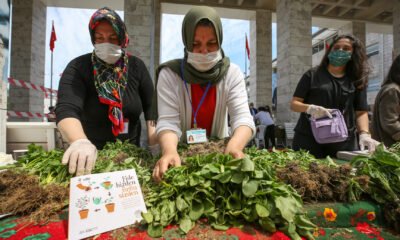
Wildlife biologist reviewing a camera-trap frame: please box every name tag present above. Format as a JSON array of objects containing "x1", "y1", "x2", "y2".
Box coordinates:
[
  {"x1": 186, "y1": 129, "x2": 207, "y2": 144},
  {"x1": 122, "y1": 119, "x2": 129, "y2": 134}
]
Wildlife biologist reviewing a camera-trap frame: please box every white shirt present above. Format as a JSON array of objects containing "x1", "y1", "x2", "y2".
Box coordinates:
[
  {"x1": 156, "y1": 63, "x2": 255, "y2": 142},
  {"x1": 254, "y1": 111, "x2": 274, "y2": 126}
]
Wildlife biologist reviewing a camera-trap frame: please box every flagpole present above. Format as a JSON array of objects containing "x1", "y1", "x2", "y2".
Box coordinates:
[
  {"x1": 50, "y1": 20, "x2": 54, "y2": 108},
  {"x1": 245, "y1": 35, "x2": 247, "y2": 77},
  {"x1": 50, "y1": 49, "x2": 53, "y2": 107}
]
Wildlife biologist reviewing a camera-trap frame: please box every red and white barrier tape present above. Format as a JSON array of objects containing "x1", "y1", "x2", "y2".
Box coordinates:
[
  {"x1": 8, "y1": 77, "x2": 58, "y2": 97},
  {"x1": 7, "y1": 111, "x2": 50, "y2": 119}
]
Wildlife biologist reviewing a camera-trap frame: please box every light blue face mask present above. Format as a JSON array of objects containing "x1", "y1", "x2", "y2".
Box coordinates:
[{"x1": 328, "y1": 50, "x2": 352, "y2": 67}]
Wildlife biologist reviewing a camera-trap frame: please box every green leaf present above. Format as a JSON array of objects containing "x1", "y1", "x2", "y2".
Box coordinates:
[
  {"x1": 124, "y1": 157, "x2": 134, "y2": 164},
  {"x1": 231, "y1": 172, "x2": 245, "y2": 184},
  {"x1": 179, "y1": 216, "x2": 194, "y2": 233},
  {"x1": 189, "y1": 201, "x2": 204, "y2": 221},
  {"x1": 286, "y1": 222, "x2": 301, "y2": 240},
  {"x1": 259, "y1": 217, "x2": 276, "y2": 232},
  {"x1": 295, "y1": 214, "x2": 316, "y2": 230},
  {"x1": 148, "y1": 224, "x2": 163, "y2": 238},
  {"x1": 212, "y1": 171, "x2": 232, "y2": 183},
  {"x1": 211, "y1": 223, "x2": 230, "y2": 231},
  {"x1": 227, "y1": 195, "x2": 242, "y2": 210},
  {"x1": 374, "y1": 145, "x2": 400, "y2": 167},
  {"x1": 255, "y1": 203, "x2": 270, "y2": 218},
  {"x1": 202, "y1": 198, "x2": 215, "y2": 213},
  {"x1": 242, "y1": 180, "x2": 259, "y2": 197},
  {"x1": 176, "y1": 195, "x2": 189, "y2": 212},
  {"x1": 254, "y1": 170, "x2": 264, "y2": 179},
  {"x1": 241, "y1": 156, "x2": 255, "y2": 172},
  {"x1": 225, "y1": 158, "x2": 242, "y2": 167},
  {"x1": 141, "y1": 211, "x2": 153, "y2": 223},
  {"x1": 189, "y1": 174, "x2": 203, "y2": 186},
  {"x1": 204, "y1": 164, "x2": 220, "y2": 174},
  {"x1": 275, "y1": 196, "x2": 301, "y2": 222}
]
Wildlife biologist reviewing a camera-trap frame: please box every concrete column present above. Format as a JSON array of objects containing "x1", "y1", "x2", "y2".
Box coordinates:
[
  {"x1": 0, "y1": 38, "x2": 6, "y2": 152},
  {"x1": 9, "y1": 0, "x2": 46, "y2": 122},
  {"x1": 276, "y1": 0, "x2": 312, "y2": 124},
  {"x1": 339, "y1": 21, "x2": 366, "y2": 44},
  {"x1": 394, "y1": 1, "x2": 400, "y2": 58},
  {"x1": 248, "y1": 10, "x2": 272, "y2": 108},
  {"x1": 124, "y1": 0, "x2": 160, "y2": 78},
  {"x1": 382, "y1": 34, "x2": 394, "y2": 77},
  {"x1": 124, "y1": 0, "x2": 160, "y2": 147}
]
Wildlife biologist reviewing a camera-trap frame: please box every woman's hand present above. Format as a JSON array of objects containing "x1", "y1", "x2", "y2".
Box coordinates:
[
  {"x1": 152, "y1": 130, "x2": 180, "y2": 182},
  {"x1": 359, "y1": 132, "x2": 380, "y2": 152},
  {"x1": 152, "y1": 152, "x2": 181, "y2": 182},
  {"x1": 225, "y1": 125, "x2": 252, "y2": 159},
  {"x1": 62, "y1": 139, "x2": 98, "y2": 175},
  {"x1": 224, "y1": 146, "x2": 245, "y2": 159}
]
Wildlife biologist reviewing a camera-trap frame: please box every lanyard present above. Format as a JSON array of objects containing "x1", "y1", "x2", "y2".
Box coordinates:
[{"x1": 180, "y1": 60, "x2": 211, "y2": 129}]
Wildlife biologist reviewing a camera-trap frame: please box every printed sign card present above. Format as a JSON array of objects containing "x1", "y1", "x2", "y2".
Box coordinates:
[{"x1": 68, "y1": 169, "x2": 147, "y2": 240}]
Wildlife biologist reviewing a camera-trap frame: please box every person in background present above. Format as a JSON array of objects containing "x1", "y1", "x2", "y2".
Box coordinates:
[
  {"x1": 56, "y1": 7, "x2": 157, "y2": 176},
  {"x1": 152, "y1": 6, "x2": 255, "y2": 181},
  {"x1": 372, "y1": 55, "x2": 400, "y2": 147},
  {"x1": 290, "y1": 34, "x2": 379, "y2": 158},
  {"x1": 47, "y1": 106, "x2": 57, "y2": 122},
  {"x1": 249, "y1": 102, "x2": 258, "y2": 118},
  {"x1": 254, "y1": 106, "x2": 275, "y2": 149}
]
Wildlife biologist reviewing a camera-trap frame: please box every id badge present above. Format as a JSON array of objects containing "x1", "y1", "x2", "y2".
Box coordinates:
[
  {"x1": 122, "y1": 119, "x2": 129, "y2": 134},
  {"x1": 186, "y1": 129, "x2": 207, "y2": 144}
]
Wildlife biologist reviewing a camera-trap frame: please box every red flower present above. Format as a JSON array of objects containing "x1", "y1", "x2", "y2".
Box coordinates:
[
  {"x1": 356, "y1": 222, "x2": 382, "y2": 239},
  {"x1": 271, "y1": 231, "x2": 291, "y2": 240},
  {"x1": 367, "y1": 211, "x2": 376, "y2": 221}
]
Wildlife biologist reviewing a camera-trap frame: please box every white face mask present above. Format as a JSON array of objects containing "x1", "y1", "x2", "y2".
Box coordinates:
[
  {"x1": 94, "y1": 43, "x2": 122, "y2": 64},
  {"x1": 187, "y1": 50, "x2": 222, "y2": 72}
]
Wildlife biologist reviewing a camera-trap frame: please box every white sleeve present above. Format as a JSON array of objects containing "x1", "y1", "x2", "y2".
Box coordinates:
[
  {"x1": 155, "y1": 68, "x2": 182, "y2": 138},
  {"x1": 226, "y1": 65, "x2": 256, "y2": 136}
]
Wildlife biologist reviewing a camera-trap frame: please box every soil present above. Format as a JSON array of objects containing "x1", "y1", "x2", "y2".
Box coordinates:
[
  {"x1": 181, "y1": 139, "x2": 228, "y2": 158},
  {"x1": 384, "y1": 202, "x2": 400, "y2": 232},
  {"x1": 112, "y1": 152, "x2": 129, "y2": 164},
  {"x1": 277, "y1": 161, "x2": 369, "y2": 203},
  {"x1": 0, "y1": 170, "x2": 68, "y2": 223}
]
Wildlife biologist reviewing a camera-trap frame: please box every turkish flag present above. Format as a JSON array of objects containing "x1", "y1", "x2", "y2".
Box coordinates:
[
  {"x1": 49, "y1": 22, "x2": 57, "y2": 52},
  {"x1": 245, "y1": 34, "x2": 250, "y2": 60}
]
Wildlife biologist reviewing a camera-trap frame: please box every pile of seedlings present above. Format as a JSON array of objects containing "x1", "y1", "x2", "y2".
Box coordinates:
[
  {"x1": 0, "y1": 170, "x2": 68, "y2": 223},
  {"x1": 2, "y1": 138, "x2": 399, "y2": 236},
  {"x1": 277, "y1": 161, "x2": 369, "y2": 203},
  {"x1": 351, "y1": 144, "x2": 400, "y2": 232},
  {"x1": 142, "y1": 153, "x2": 316, "y2": 239}
]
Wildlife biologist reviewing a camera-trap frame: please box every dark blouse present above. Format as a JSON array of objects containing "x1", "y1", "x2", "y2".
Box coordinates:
[
  {"x1": 293, "y1": 67, "x2": 368, "y2": 136},
  {"x1": 56, "y1": 53, "x2": 154, "y2": 149}
]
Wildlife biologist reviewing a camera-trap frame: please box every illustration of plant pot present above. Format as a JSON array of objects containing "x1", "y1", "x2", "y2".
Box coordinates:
[
  {"x1": 105, "y1": 203, "x2": 115, "y2": 213},
  {"x1": 79, "y1": 209, "x2": 89, "y2": 219},
  {"x1": 101, "y1": 181, "x2": 113, "y2": 190}
]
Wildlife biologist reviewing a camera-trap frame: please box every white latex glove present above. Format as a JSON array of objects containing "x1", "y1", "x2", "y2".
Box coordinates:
[
  {"x1": 62, "y1": 139, "x2": 98, "y2": 176},
  {"x1": 359, "y1": 133, "x2": 380, "y2": 152},
  {"x1": 148, "y1": 144, "x2": 161, "y2": 157},
  {"x1": 306, "y1": 104, "x2": 332, "y2": 119}
]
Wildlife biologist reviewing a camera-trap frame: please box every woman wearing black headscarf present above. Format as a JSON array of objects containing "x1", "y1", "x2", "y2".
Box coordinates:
[
  {"x1": 56, "y1": 7, "x2": 157, "y2": 176},
  {"x1": 152, "y1": 6, "x2": 255, "y2": 181}
]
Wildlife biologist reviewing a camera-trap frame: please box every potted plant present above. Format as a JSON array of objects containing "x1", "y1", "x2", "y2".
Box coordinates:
[
  {"x1": 76, "y1": 196, "x2": 90, "y2": 219},
  {"x1": 104, "y1": 197, "x2": 115, "y2": 213}
]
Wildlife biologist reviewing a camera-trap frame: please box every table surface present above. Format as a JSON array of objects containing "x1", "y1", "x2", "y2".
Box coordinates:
[{"x1": 1, "y1": 200, "x2": 399, "y2": 240}]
